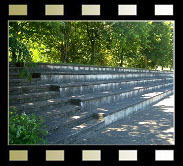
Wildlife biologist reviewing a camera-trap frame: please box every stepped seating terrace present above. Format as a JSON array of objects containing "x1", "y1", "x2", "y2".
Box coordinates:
[{"x1": 9, "y1": 63, "x2": 174, "y2": 144}]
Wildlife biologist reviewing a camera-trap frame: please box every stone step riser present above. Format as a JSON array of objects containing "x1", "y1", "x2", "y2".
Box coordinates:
[
  {"x1": 104, "y1": 89, "x2": 173, "y2": 126},
  {"x1": 41, "y1": 73, "x2": 172, "y2": 83},
  {"x1": 73, "y1": 83, "x2": 173, "y2": 111},
  {"x1": 9, "y1": 92, "x2": 60, "y2": 105},
  {"x1": 34, "y1": 64, "x2": 173, "y2": 74},
  {"x1": 60, "y1": 78, "x2": 173, "y2": 97}
]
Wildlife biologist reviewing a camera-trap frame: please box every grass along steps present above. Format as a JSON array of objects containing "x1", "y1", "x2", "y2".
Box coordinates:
[{"x1": 45, "y1": 86, "x2": 173, "y2": 144}]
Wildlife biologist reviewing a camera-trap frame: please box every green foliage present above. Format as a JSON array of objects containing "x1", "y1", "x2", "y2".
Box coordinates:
[
  {"x1": 9, "y1": 21, "x2": 174, "y2": 70},
  {"x1": 9, "y1": 107, "x2": 48, "y2": 144},
  {"x1": 18, "y1": 67, "x2": 32, "y2": 81},
  {"x1": 9, "y1": 22, "x2": 31, "y2": 63},
  {"x1": 18, "y1": 62, "x2": 36, "y2": 81}
]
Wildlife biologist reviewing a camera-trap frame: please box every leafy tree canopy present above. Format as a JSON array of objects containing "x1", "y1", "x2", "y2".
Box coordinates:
[{"x1": 9, "y1": 21, "x2": 174, "y2": 70}]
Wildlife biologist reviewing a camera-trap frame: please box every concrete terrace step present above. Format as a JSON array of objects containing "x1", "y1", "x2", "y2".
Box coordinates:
[
  {"x1": 10, "y1": 97, "x2": 70, "y2": 113},
  {"x1": 33, "y1": 63, "x2": 173, "y2": 74},
  {"x1": 46, "y1": 118, "x2": 104, "y2": 144},
  {"x1": 46, "y1": 86, "x2": 173, "y2": 144},
  {"x1": 9, "y1": 84, "x2": 52, "y2": 95},
  {"x1": 34, "y1": 104, "x2": 83, "y2": 132},
  {"x1": 8, "y1": 63, "x2": 174, "y2": 145},
  {"x1": 9, "y1": 78, "x2": 42, "y2": 86},
  {"x1": 36, "y1": 104, "x2": 81, "y2": 120},
  {"x1": 45, "y1": 108, "x2": 92, "y2": 132},
  {"x1": 40, "y1": 72, "x2": 172, "y2": 83},
  {"x1": 9, "y1": 66, "x2": 22, "y2": 71},
  {"x1": 9, "y1": 91, "x2": 60, "y2": 105},
  {"x1": 93, "y1": 87, "x2": 173, "y2": 126},
  {"x1": 9, "y1": 72, "x2": 21, "y2": 78},
  {"x1": 58, "y1": 77, "x2": 173, "y2": 97},
  {"x1": 9, "y1": 63, "x2": 16, "y2": 67},
  {"x1": 70, "y1": 81, "x2": 173, "y2": 111}
]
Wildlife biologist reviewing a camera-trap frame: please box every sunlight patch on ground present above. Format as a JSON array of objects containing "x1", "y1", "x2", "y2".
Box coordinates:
[
  {"x1": 154, "y1": 95, "x2": 174, "y2": 105},
  {"x1": 142, "y1": 92, "x2": 161, "y2": 98},
  {"x1": 133, "y1": 86, "x2": 144, "y2": 89},
  {"x1": 128, "y1": 131, "x2": 140, "y2": 136},
  {"x1": 102, "y1": 127, "x2": 127, "y2": 133},
  {"x1": 48, "y1": 99, "x2": 54, "y2": 102},
  {"x1": 102, "y1": 91, "x2": 109, "y2": 94},
  {"x1": 102, "y1": 125, "x2": 139, "y2": 134},
  {"x1": 96, "y1": 108, "x2": 109, "y2": 112},
  {"x1": 156, "y1": 133, "x2": 174, "y2": 144},
  {"x1": 71, "y1": 116, "x2": 81, "y2": 120},
  {"x1": 72, "y1": 123, "x2": 87, "y2": 130},
  {"x1": 163, "y1": 127, "x2": 174, "y2": 133},
  {"x1": 138, "y1": 120, "x2": 157, "y2": 125}
]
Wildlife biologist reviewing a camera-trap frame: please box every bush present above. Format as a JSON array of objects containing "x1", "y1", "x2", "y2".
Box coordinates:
[
  {"x1": 18, "y1": 67, "x2": 32, "y2": 81},
  {"x1": 9, "y1": 107, "x2": 48, "y2": 144},
  {"x1": 18, "y1": 63, "x2": 37, "y2": 81}
]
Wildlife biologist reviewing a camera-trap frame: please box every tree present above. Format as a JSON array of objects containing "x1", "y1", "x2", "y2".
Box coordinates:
[{"x1": 9, "y1": 21, "x2": 174, "y2": 70}]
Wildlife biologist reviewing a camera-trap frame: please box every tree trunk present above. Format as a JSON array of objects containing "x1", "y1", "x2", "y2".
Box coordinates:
[
  {"x1": 91, "y1": 40, "x2": 95, "y2": 65},
  {"x1": 120, "y1": 50, "x2": 124, "y2": 67},
  {"x1": 120, "y1": 56, "x2": 123, "y2": 67},
  {"x1": 64, "y1": 42, "x2": 68, "y2": 63},
  {"x1": 12, "y1": 51, "x2": 17, "y2": 62},
  {"x1": 86, "y1": 23, "x2": 95, "y2": 65},
  {"x1": 60, "y1": 43, "x2": 65, "y2": 63},
  {"x1": 63, "y1": 22, "x2": 71, "y2": 63},
  {"x1": 145, "y1": 56, "x2": 148, "y2": 70}
]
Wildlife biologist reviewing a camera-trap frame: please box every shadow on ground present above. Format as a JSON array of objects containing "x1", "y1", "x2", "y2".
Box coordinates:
[{"x1": 75, "y1": 95, "x2": 174, "y2": 145}]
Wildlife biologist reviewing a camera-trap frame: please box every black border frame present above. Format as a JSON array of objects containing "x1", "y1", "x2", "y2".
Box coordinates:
[{"x1": 0, "y1": 0, "x2": 181, "y2": 165}]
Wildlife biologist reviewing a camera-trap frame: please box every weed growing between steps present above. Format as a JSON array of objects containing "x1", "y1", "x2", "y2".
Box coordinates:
[
  {"x1": 18, "y1": 67, "x2": 32, "y2": 81},
  {"x1": 18, "y1": 63, "x2": 37, "y2": 82},
  {"x1": 9, "y1": 107, "x2": 48, "y2": 144}
]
